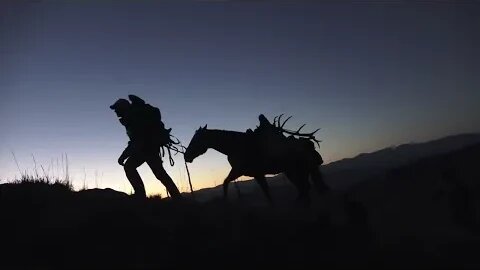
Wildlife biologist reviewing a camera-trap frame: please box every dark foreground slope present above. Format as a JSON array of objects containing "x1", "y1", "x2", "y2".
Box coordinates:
[
  {"x1": 1, "y1": 143, "x2": 480, "y2": 269},
  {"x1": 0, "y1": 184, "x2": 364, "y2": 269}
]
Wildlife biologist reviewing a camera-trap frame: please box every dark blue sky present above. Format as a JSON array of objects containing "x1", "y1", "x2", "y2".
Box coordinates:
[{"x1": 1, "y1": 1, "x2": 479, "y2": 195}]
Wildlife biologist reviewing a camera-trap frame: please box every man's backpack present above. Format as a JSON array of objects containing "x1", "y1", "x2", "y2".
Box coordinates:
[
  {"x1": 143, "y1": 104, "x2": 173, "y2": 147},
  {"x1": 128, "y1": 95, "x2": 173, "y2": 147}
]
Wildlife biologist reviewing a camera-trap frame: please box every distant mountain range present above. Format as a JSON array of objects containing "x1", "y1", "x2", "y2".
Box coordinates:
[
  {"x1": 323, "y1": 133, "x2": 480, "y2": 189},
  {"x1": 189, "y1": 133, "x2": 480, "y2": 201}
]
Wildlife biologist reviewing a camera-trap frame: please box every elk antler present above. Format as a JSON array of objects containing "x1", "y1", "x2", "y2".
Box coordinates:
[
  {"x1": 273, "y1": 114, "x2": 290, "y2": 128},
  {"x1": 295, "y1": 124, "x2": 305, "y2": 133},
  {"x1": 277, "y1": 114, "x2": 284, "y2": 127},
  {"x1": 273, "y1": 114, "x2": 322, "y2": 148},
  {"x1": 280, "y1": 116, "x2": 292, "y2": 128},
  {"x1": 282, "y1": 127, "x2": 320, "y2": 138},
  {"x1": 282, "y1": 127, "x2": 322, "y2": 148},
  {"x1": 273, "y1": 115, "x2": 279, "y2": 127}
]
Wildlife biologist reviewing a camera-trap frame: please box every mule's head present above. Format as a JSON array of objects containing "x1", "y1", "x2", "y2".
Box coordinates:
[{"x1": 184, "y1": 125, "x2": 209, "y2": 163}]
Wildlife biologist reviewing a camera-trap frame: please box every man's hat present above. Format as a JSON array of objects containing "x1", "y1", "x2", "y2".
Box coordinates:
[{"x1": 109, "y1": 98, "x2": 131, "y2": 110}]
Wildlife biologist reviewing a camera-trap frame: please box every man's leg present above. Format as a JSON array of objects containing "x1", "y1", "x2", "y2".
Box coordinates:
[
  {"x1": 124, "y1": 155, "x2": 147, "y2": 198},
  {"x1": 146, "y1": 154, "x2": 181, "y2": 199}
]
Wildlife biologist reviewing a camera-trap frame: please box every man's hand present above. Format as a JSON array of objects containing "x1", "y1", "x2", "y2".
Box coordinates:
[
  {"x1": 118, "y1": 155, "x2": 127, "y2": 166},
  {"x1": 118, "y1": 144, "x2": 132, "y2": 166}
]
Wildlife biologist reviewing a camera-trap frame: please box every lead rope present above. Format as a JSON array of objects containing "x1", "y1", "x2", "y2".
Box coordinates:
[
  {"x1": 166, "y1": 146, "x2": 175, "y2": 166},
  {"x1": 162, "y1": 136, "x2": 195, "y2": 198}
]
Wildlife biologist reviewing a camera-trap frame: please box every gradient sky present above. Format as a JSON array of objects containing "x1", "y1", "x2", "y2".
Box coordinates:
[{"x1": 1, "y1": 1, "x2": 479, "y2": 196}]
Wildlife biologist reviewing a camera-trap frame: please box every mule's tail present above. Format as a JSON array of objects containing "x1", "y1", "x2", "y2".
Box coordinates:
[{"x1": 310, "y1": 165, "x2": 329, "y2": 195}]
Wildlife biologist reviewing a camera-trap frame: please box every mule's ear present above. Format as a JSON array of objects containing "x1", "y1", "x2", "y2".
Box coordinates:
[{"x1": 203, "y1": 124, "x2": 207, "y2": 129}]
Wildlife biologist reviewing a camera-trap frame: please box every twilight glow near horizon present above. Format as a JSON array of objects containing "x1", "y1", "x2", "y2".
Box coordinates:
[{"x1": 1, "y1": 1, "x2": 479, "y2": 196}]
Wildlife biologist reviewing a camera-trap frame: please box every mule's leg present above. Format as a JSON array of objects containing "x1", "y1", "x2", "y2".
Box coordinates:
[
  {"x1": 223, "y1": 169, "x2": 241, "y2": 200},
  {"x1": 285, "y1": 171, "x2": 302, "y2": 197},
  {"x1": 310, "y1": 166, "x2": 329, "y2": 195},
  {"x1": 254, "y1": 175, "x2": 272, "y2": 203},
  {"x1": 286, "y1": 170, "x2": 311, "y2": 206},
  {"x1": 298, "y1": 171, "x2": 311, "y2": 206}
]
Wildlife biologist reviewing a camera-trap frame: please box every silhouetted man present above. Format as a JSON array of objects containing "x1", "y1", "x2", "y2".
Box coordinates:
[{"x1": 110, "y1": 95, "x2": 181, "y2": 199}]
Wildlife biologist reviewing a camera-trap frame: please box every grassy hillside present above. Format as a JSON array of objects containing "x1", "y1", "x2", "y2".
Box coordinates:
[{"x1": 2, "y1": 140, "x2": 480, "y2": 269}]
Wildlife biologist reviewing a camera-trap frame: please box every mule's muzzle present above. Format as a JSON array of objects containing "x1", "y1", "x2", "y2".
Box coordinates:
[{"x1": 184, "y1": 154, "x2": 193, "y2": 163}]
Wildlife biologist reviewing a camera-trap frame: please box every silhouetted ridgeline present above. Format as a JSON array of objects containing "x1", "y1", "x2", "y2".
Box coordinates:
[
  {"x1": 1, "y1": 134, "x2": 480, "y2": 269},
  {"x1": 323, "y1": 133, "x2": 480, "y2": 189}
]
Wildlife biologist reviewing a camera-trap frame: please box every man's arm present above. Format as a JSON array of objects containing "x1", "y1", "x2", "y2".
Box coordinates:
[{"x1": 118, "y1": 142, "x2": 133, "y2": 166}]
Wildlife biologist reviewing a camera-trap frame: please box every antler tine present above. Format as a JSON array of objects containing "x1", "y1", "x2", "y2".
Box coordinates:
[
  {"x1": 281, "y1": 115, "x2": 292, "y2": 128},
  {"x1": 314, "y1": 138, "x2": 322, "y2": 149},
  {"x1": 277, "y1": 114, "x2": 284, "y2": 127},
  {"x1": 295, "y1": 123, "x2": 306, "y2": 134},
  {"x1": 302, "y1": 128, "x2": 321, "y2": 138},
  {"x1": 273, "y1": 115, "x2": 279, "y2": 127},
  {"x1": 310, "y1": 128, "x2": 320, "y2": 136},
  {"x1": 281, "y1": 126, "x2": 321, "y2": 139}
]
